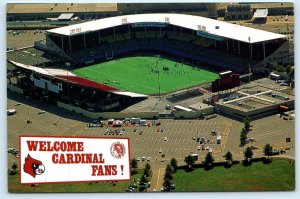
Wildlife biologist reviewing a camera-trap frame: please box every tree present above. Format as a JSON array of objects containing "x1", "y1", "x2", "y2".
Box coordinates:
[
  {"x1": 165, "y1": 164, "x2": 174, "y2": 174},
  {"x1": 131, "y1": 158, "x2": 138, "y2": 169},
  {"x1": 244, "y1": 147, "x2": 253, "y2": 164},
  {"x1": 163, "y1": 178, "x2": 171, "y2": 190},
  {"x1": 204, "y1": 152, "x2": 215, "y2": 168},
  {"x1": 223, "y1": 151, "x2": 233, "y2": 166},
  {"x1": 244, "y1": 117, "x2": 251, "y2": 132},
  {"x1": 170, "y1": 158, "x2": 178, "y2": 172},
  {"x1": 240, "y1": 128, "x2": 247, "y2": 146},
  {"x1": 288, "y1": 67, "x2": 294, "y2": 82},
  {"x1": 143, "y1": 168, "x2": 151, "y2": 177},
  {"x1": 143, "y1": 162, "x2": 152, "y2": 177},
  {"x1": 286, "y1": 65, "x2": 291, "y2": 74},
  {"x1": 276, "y1": 65, "x2": 285, "y2": 73},
  {"x1": 164, "y1": 171, "x2": 173, "y2": 181},
  {"x1": 140, "y1": 174, "x2": 148, "y2": 184},
  {"x1": 12, "y1": 163, "x2": 18, "y2": 171},
  {"x1": 263, "y1": 144, "x2": 273, "y2": 158},
  {"x1": 9, "y1": 163, "x2": 18, "y2": 175},
  {"x1": 145, "y1": 162, "x2": 151, "y2": 171},
  {"x1": 130, "y1": 158, "x2": 138, "y2": 175},
  {"x1": 184, "y1": 155, "x2": 195, "y2": 169}
]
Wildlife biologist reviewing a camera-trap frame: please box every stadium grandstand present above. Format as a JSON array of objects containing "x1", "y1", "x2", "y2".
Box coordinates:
[
  {"x1": 36, "y1": 13, "x2": 287, "y2": 73},
  {"x1": 8, "y1": 13, "x2": 288, "y2": 112}
]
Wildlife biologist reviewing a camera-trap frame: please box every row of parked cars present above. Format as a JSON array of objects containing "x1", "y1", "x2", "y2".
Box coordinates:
[
  {"x1": 104, "y1": 128, "x2": 126, "y2": 135},
  {"x1": 136, "y1": 156, "x2": 151, "y2": 161},
  {"x1": 124, "y1": 183, "x2": 138, "y2": 192},
  {"x1": 124, "y1": 182, "x2": 151, "y2": 192}
]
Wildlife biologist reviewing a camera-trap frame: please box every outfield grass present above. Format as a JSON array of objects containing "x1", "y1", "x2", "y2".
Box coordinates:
[
  {"x1": 172, "y1": 159, "x2": 295, "y2": 192},
  {"x1": 72, "y1": 56, "x2": 218, "y2": 95},
  {"x1": 8, "y1": 169, "x2": 143, "y2": 193}
]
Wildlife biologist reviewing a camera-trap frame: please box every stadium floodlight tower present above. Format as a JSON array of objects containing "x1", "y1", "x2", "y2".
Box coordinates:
[
  {"x1": 248, "y1": 36, "x2": 252, "y2": 84},
  {"x1": 157, "y1": 69, "x2": 161, "y2": 99}
]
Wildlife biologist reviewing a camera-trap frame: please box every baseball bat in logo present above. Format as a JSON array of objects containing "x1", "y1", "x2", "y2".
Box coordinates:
[{"x1": 110, "y1": 142, "x2": 126, "y2": 159}]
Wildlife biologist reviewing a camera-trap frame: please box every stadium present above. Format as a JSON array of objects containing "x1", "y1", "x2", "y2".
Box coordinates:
[
  {"x1": 8, "y1": 13, "x2": 289, "y2": 116},
  {"x1": 6, "y1": 4, "x2": 295, "y2": 193}
]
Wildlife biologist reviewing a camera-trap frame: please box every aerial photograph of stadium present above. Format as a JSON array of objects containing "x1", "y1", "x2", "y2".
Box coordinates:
[{"x1": 7, "y1": 2, "x2": 295, "y2": 193}]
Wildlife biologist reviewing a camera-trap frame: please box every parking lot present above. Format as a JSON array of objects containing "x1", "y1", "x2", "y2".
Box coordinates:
[
  {"x1": 8, "y1": 90, "x2": 295, "y2": 164},
  {"x1": 7, "y1": 90, "x2": 295, "y2": 191},
  {"x1": 250, "y1": 114, "x2": 295, "y2": 151},
  {"x1": 79, "y1": 118, "x2": 232, "y2": 163}
]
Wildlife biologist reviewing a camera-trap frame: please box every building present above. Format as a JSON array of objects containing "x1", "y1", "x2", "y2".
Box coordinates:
[
  {"x1": 7, "y1": 3, "x2": 217, "y2": 21},
  {"x1": 224, "y1": 4, "x2": 253, "y2": 21},
  {"x1": 252, "y1": 8, "x2": 268, "y2": 23},
  {"x1": 8, "y1": 13, "x2": 288, "y2": 117}
]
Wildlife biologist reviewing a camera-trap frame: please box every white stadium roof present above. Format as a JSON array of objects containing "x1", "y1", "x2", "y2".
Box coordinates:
[
  {"x1": 8, "y1": 60, "x2": 77, "y2": 77},
  {"x1": 47, "y1": 13, "x2": 286, "y2": 44}
]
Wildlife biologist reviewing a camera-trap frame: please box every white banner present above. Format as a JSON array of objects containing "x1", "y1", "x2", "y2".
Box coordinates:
[{"x1": 20, "y1": 136, "x2": 130, "y2": 184}]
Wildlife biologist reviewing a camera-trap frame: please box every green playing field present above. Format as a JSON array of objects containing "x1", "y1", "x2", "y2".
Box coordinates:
[{"x1": 72, "y1": 56, "x2": 218, "y2": 95}]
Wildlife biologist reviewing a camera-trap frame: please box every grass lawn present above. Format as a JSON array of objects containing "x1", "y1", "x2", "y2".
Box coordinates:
[
  {"x1": 8, "y1": 169, "x2": 143, "y2": 193},
  {"x1": 172, "y1": 158, "x2": 295, "y2": 192},
  {"x1": 72, "y1": 56, "x2": 218, "y2": 95}
]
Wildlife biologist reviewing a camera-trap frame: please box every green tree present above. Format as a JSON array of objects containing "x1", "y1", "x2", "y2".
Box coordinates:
[
  {"x1": 143, "y1": 162, "x2": 152, "y2": 177},
  {"x1": 164, "y1": 171, "x2": 173, "y2": 181},
  {"x1": 288, "y1": 68, "x2": 294, "y2": 82},
  {"x1": 286, "y1": 65, "x2": 291, "y2": 74},
  {"x1": 263, "y1": 144, "x2": 273, "y2": 158},
  {"x1": 244, "y1": 147, "x2": 253, "y2": 164},
  {"x1": 240, "y1": 128, "x2": 247, "y2": 146},
  {"x1": 140, "y1": 174, "x2": 148, "y2": 184},
  {"x1": 131, "y1": 158, "x2": 138, "y2": 169},
  {"x1": 130, "y1": 158, "x2": 138, "y2": 175},
  {"x1": 244, "y1": 117, "x2": 251, "y2": 132},
  {"x1": 165, "y1": 164, "x2": 174, "y2": 174},
  {"x1": 184, "y1": 155, "x2": 195, "y2": 169},
  {"x1": 143, "y1": 168, "x2": 151, "y2": 177},
  {"x1": 12, "y1": 163, "x2": 18, "y2": 171},
  {"x1": 276, "y1": 65, "x2": 285, "y2": 72},
  {"x1": 170, "y1": 158, "x2": 178, "y2": 172},
  {"x1": 204, "y1": 152, "x2": 215, "y2": 168},
  {"x1": 163, "y1": 178, "x2": 171, "y2": 189},
  {"x1": 223, "y1": 151, "x2": 233, "y2": 166},
  {"x1": 145, "y1": 162, "x2": 151, "y2": 171}
]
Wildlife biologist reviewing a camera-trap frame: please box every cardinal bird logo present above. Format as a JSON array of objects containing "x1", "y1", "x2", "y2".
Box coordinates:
[
  {"x1": 110, "y1": 142, "x2": 126, "y2": 159},
  {"x1": 23, "y1": 154, "x2": 45, "y2": 178}
]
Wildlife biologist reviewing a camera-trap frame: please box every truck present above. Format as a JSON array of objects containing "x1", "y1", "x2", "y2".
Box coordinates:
[
  {"x1": 140, "y1": 119, "x2": 147, "y2": 126},
  {"x1": 130, "y1": 118, "x2": 141, "y2": 124}
]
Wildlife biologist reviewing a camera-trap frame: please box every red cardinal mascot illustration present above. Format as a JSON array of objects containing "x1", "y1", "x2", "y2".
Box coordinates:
[
  {"x1": 23, "y1": 154, "x2": 45, "y2": 178},
  {"x1": 110, "y1": 142, "x2": 126, "y2": 159}
]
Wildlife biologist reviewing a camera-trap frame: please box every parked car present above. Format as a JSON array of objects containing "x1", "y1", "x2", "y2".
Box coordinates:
[{"x1": 7, "y1": 109, "x2": 16, "y2": 116}]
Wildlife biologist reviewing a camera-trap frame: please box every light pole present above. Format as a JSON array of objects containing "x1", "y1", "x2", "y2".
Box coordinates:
[
  {"x1": 25, "y1": 96, "x2": 31, "y2": 123},
  {"x1": 65, "y1": 61, "x2": 70, "y2": 103},
  {"x1": 157, "y1": 70, "x2": 161, "y2": 98}
]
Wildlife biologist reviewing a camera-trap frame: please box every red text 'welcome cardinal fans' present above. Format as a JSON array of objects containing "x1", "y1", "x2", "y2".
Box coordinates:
[{"x1": 20, "y1": 136, "x2": 130, "y2": 184}]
